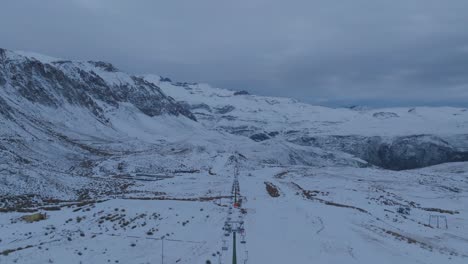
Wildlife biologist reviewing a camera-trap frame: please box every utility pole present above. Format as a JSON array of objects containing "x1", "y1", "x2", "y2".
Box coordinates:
[
  {"x1": 232, "y1": 231, "x2": 237, "y2": 264},
  {"x1": 234, "y1": 187, "x2": 237, "y2": 204},
  {"x1": 161, "y1": 237, "x2": 164, "y2": 264}
]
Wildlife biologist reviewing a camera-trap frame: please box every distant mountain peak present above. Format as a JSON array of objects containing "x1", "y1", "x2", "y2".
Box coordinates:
[
  {"x1": 87, "y1": 61, "x2": 119, "y2": 72},
  {"x1": 0, "y1": 48, "x2": 196, "y2": 121}
]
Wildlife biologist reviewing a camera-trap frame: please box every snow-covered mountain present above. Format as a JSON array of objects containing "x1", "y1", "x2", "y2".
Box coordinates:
[
  {"x1": 0, "y1": 48, "x2": 199, "y2": 199},
  {"x1": 1, "y1": 49, "x2": 467, "y2": 264},
  {"x1": 143, "y1": 74, "x2": 468, "y2": 170},
  {"x1": 0, "y1": 49, "x2": 365, "y2": 200}
]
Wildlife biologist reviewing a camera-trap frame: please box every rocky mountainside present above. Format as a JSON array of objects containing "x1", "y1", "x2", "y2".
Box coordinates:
[
  {"x1": 1, "y1": 49, "x2": 468, "y2": 264},
  {"x1": 0, "y1": 49, "x2": 365, "y2": 200},
  {"x1": 144, "y1": 75, "x2": 468, "y2": 170},
  {"x1": 0, "y1": 49, "x2": 195, "y2": 122},
  {"x1": 0, "y1": 48, "x2": 467, "y2": 200},
  {"x1": 0, "y1": 49, "x2": 201, "y2": 200}
]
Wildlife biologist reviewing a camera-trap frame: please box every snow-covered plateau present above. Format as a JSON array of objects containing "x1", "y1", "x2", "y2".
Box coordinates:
[{"x1": 0, "y1": 49, "x2": 467, "y2": 263}]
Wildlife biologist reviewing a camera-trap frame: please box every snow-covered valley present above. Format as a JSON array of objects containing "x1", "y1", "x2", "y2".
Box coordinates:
[{"x1": 1, "y1": 49, "x2": 468, "y2": 263}]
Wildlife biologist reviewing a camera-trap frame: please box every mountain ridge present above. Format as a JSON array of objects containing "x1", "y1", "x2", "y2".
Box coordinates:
[
  {"x1": 1, "y1": 49, "x2": 468, "y2": 263},
  {"x1": 0, "y1": 48, "x2": 467, "y2": 201}
]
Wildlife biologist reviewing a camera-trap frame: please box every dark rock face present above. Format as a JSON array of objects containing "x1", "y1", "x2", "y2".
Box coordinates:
[
  {"x1": 0, "y1": 97, "x2": 14, "y2": 120},
  {"x1": 268, "y1": 131, "x2": 280, "y2": 137},
  {"x1": 250, "y1": 133, "x2": 270, "y2": 142},
  {"x1": 174, "y1": 82, "x2": 197, "y2": 88},
  {"x1": 293, "y1": 135, "x2": 468, "y2": 170},
  {"x1": 87, "y1": 61, "x2": 119, "y2": 72},
  {"x1": 375, "y1": 136, "x2": 468, "y2": 170},
  {"x1": 189, "y1": 103, "x2": 212, "y2": 113},
  {"x1": 124, "y1": 77, "x2": 196, "y2": 120},
  {"x1": 234, "y1": 90, "x2": 249, "y2": 95},
  {"x1": 159, "y1": 76, "x2": 172, "y2": 82},
  {"x1": 0, "y1": 49, "x2": 9, "y2": 81},
  {"x1": 215, "y1": 105, "x2": 235, "y2": 114},
  {"x1": 0, "y1": 48, "x2": 6, "y2": 59},
  {"x1": 373, "y1": 112, "x2": 399, "y2": 119},
  {"x1": 218, "y1": 125, "x2": 256, "y2": 137},
  {"x1": 0, "y1": 53, "x2": 196, "y2": 122}
]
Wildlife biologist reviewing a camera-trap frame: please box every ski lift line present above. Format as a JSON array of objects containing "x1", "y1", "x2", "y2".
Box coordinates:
[{"x1": 218, "y1": 158, "x2": 245, "y2": 264}]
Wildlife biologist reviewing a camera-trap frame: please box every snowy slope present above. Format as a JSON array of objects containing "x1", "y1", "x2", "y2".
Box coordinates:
[
  {"x1": 0, "y1": 49, "x2": 364, "y2": 199},
  {"x1": 143, "y1": 75, "x2": 468, "y2": 169},
  {"x1": 1, "y1": 159, "x2": 467, "y2": 264},
  {"x1": 143, "y1": 75, "x2": 468, "y2": 137},
  {"x1": 0, "y1": 49, "x2": 467, "y2": 263}
]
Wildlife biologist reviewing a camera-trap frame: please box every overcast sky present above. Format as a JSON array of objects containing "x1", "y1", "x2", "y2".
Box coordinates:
[{"x1": 1, "y1": 0, "x2": 468, "y2": 107}]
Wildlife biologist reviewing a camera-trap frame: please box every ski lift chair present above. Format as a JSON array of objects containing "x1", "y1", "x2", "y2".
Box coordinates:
[{"x1": 240, "y1": 234, "x2": 246, "y2": 244}]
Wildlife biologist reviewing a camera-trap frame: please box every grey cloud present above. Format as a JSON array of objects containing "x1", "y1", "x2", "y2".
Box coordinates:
[{"x1": 1, "y1": 0, "x2": 467, "y2": 107}]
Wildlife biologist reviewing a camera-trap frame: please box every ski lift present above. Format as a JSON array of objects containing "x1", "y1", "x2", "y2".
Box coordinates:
[
  {"x1": 240, "y1": 233, "x2": 246, "y2": 244},
  {"x1": 222, "y1": 240, "x2": 228, "y2": 251}
]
